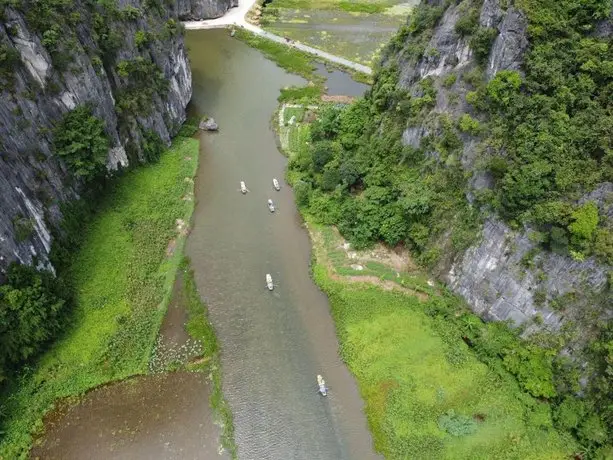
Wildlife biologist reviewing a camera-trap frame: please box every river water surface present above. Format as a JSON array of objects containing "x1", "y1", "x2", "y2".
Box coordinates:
[{"x1": 185, "y1": 29, "x2": 377, "y2": 460}]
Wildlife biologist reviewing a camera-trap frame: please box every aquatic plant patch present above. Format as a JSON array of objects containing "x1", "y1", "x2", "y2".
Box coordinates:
[{"x1": 0, "y1": 137, "x2": 199, "y2": 458}]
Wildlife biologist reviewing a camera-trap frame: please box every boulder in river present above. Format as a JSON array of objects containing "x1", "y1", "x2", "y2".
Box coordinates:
[{"x1": 199, "y1": 117, "x2": 218, "y2": 131}]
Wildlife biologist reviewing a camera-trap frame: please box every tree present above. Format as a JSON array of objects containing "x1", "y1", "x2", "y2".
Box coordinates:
[
  {"x1": 486, "y1": 70, "x2": 522, "y2": 108},
  {"x1": 311, "y1": 141, "x2": 335, "y2": 172},
  {"x1": 0, "y1": 264, "x2": 67, "y2": 374},
  {"x1": 53, "y1": 105, "x2": 110, "y2": 181}
]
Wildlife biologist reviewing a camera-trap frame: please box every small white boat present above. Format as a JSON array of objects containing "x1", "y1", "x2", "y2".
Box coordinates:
[
  {"x1": 266, "y1": 273, "x2": 274, "y2": 291},
  {"x1": 240, "y1": 181, "x2": 248, "y2": 194},
  {"x1": 317, "y1": 374, "x2": 327, "y2": 396},
  {"x1": 267, "y1": 199, "x2": 275, "y2": 212},
  {"x1": 273, "y1": 178, "x2": 281, "y2": 191}
]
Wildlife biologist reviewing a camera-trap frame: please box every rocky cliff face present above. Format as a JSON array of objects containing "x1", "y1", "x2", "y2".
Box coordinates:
[
  {"x1": 176, "y1": 0, "x2": 237, "y2": 20},
  {"x1": 390, "y1": 0, "x2": 612, "y2": 329},
  {"x1": 0, "y1": 0, "x2": 205, "y2": 276}
]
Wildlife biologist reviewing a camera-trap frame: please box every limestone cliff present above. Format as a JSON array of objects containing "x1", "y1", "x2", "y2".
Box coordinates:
[
  {"x1": 0, "y1": 0, "x2": 203, "y2": 276},
  {"x1": 176, "y1": 0, "x2": 238, "y2": 20},
  {"x1": 387, "y1": 0, "x2": 612, "y2": 330}
]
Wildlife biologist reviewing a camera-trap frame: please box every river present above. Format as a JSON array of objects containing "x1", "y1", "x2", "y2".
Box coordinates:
[{"x1": 185, "y1": 29, "x2": 377, "y2": 459}]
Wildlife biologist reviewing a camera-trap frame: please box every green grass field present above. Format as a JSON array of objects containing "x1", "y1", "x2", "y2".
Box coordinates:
[
  {"x1": 0, "y1": 137, "x2": 199, "y2": 458},
  {"x1": 310, "y1": 221, "x2": 574, "y2": 459}
]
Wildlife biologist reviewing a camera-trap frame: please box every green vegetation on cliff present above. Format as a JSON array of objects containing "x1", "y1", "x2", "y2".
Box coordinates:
[
  {"x1": 283, "y1": 0, "x2": 613, "y2": 455},
  {"x1": 0, "y1": 135, "x2": 198, "y2": 458},
  {"x1": 474, "y1": 0, "x2": 612, "y2": 263}
]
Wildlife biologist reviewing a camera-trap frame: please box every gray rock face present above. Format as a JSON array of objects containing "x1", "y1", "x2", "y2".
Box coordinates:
[
  {"x1": 446, "y1": 219, "x2": 610, "y2": 328},
  {"x1": 398, "y1": 3, "x2": 472, "y2": 87},
  {"x1": 0, "y1": 0, "x2": 197, "y2": 276},
  {"x1": 484, "y1": 7, "x2": 528, "y2": 79},
  {"x1": 390, "y1": 0, "x2": 611, "y2": 328},
  {"x1": 176, "y1": 0, "x2": 238, "y2": 20},
  {"x1": 199, "y1": 117, "x2": 219, "y2": 131}
]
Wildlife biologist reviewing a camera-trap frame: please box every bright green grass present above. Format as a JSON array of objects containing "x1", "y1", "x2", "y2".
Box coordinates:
[
  {"x1": 234, "y1": 28, "x2": 319, "y2": 81},
  {"x1": 284, "y1": 106, "x2": 306, "y2": 123},
  {"x1": 0, "y1": 137, "x2": 199, "y2": 459},
  {"x1": 288, "y1": 123, "x2": 310, "y2": 156},
  {"x1": 309, "y1": 220, "x2": 574, "y2": 459}
]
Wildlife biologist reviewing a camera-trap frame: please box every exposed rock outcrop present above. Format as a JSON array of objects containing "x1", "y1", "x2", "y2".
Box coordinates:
[
  {"x1": 0, "y1": 0, "x2": 199, "y2": 276},
  {"x1": 446, "y1": 217, "x2": 610, "y2": 329},
  {"x1": 176, "y1": 0, "x2": 238, "y2": 20},
  {"x1": 199, "y1": 117, "x2": 218, "y2": 131}
]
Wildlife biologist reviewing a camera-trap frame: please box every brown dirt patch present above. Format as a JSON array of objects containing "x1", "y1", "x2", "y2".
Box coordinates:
[
  {"x1": 308, "y1": 224, "x2": 428, "y2": 302},
  {"x1": 166, "y1": 238, "x2": 177, "y2": 257},
  {"x1": 321, "y1": 95, "x2": 356, "y2": 104}
]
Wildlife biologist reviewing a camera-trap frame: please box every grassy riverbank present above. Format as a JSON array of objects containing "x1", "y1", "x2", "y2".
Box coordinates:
[
  {"x1": 233, "y1": 28, "x2": 371, "y2": 90},
  {"x1": 279, "y1": 106, "x2": 575, "y2": 458},
  {"x1": 181, "y1": 258, "x2": 237, "y2": 459},
  {"x1": 308, "y1": 222, "x2": 574, "y2": 459},
  {"x1": 0, "y1": 136, "x2": 199, "y2": 458}
]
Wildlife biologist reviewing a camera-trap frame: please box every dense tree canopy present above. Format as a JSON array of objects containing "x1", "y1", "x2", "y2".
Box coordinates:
[{"x1": 0, "y1": 264, "x2": 69, "y2": 384}]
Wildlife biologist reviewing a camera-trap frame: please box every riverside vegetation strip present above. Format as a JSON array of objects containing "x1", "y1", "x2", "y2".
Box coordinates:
[
  {"x1": 180, "y1": 258, "x2": 237, "y2": 459},
  {"x1": 0, "y1": 132, "x2": 211, "y2": 457}
]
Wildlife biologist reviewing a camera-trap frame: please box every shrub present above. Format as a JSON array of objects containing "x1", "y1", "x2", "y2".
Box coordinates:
[
  {"x1": 0, "y1": 43, "x2": 20, "y2": 88},
  {"x1": 486, "y1": 70, "x2": 522, "y2": 108},
  {"x1": 593, "y1": 228, "x2": 613, "y2": 264},
  {"x1": 438, "y1": 410, "x2": 477, "y2": 436},
  {"x1": 311, "y1": 141, "x2": 335, "y2": 172},
  {"x1": 134, "y1": 30, "x2": 150, "y2": 48},
  {"x1": 502, "y1": 346, "x2": 556, "y2": 398},
  {"x1": 120, "y1": 6, "x2": 141, "y2": 20},
  {"x1": 0, "y1": 263, "x2": 68, "y2": 374},
  {"x1": 568, "y1": 201, "x2": 599, "y2": 245},
  {"x1": 555, "y1": 396, "x2": 586, "y2": 431},
  {"x1": 141, "y1": 130, "x2": 165, "y2": 162},
  {"x1": 458, "y1": 113, "x2": 480, "y2": 135},
  {"x1": 53, "y1": 105, "x2": 110, "y2": 181},
  {"x1": 294, "y1": 180, "x2": 312, "y2": 208},
  {"x1": 442, "y1": 73, "x2": 457, "y2": 88},
  {"x1": 470, "y1": 27, "x2": 498, "y2": 64},
  {"x1": 12, "y1": 216, "x2": 34, "y2": 242},
  {"x1": 454, "y1": 8, "x2": 479, "y2": 36}
]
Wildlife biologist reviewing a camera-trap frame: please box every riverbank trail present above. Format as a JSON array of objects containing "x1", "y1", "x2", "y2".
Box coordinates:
[{"x1": 182, "y1": 0, "x2": 373, "y2": 75}]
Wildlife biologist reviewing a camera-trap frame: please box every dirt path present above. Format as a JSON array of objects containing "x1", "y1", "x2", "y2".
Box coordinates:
[
  {"x1": 183, "y1": 0, "x2": 373, "y2": 75},
  {"x1": 307, "y1": 224, "x2": 430, "y2": 302},
  {"x1": 328, "y1": 271, "x2": 429, "y2": 302}
]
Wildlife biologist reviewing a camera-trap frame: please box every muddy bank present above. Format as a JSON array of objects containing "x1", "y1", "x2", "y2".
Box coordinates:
[{"x1": 30, "y1": 372, "x2": 225, "y2": 460}]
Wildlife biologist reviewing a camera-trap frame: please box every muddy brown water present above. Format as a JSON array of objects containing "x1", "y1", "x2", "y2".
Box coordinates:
[
  {"x1": 185, "y1": 29, "x2": 378, "y2": 459},
  {"x1": 30, "y1": 372, "x2": 225, "y2": 460}
]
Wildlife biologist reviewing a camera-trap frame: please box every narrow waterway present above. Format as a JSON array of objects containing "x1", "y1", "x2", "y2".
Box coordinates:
[{"x1": 185, "y1": 29, "x2": 378, "y2": 460}]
